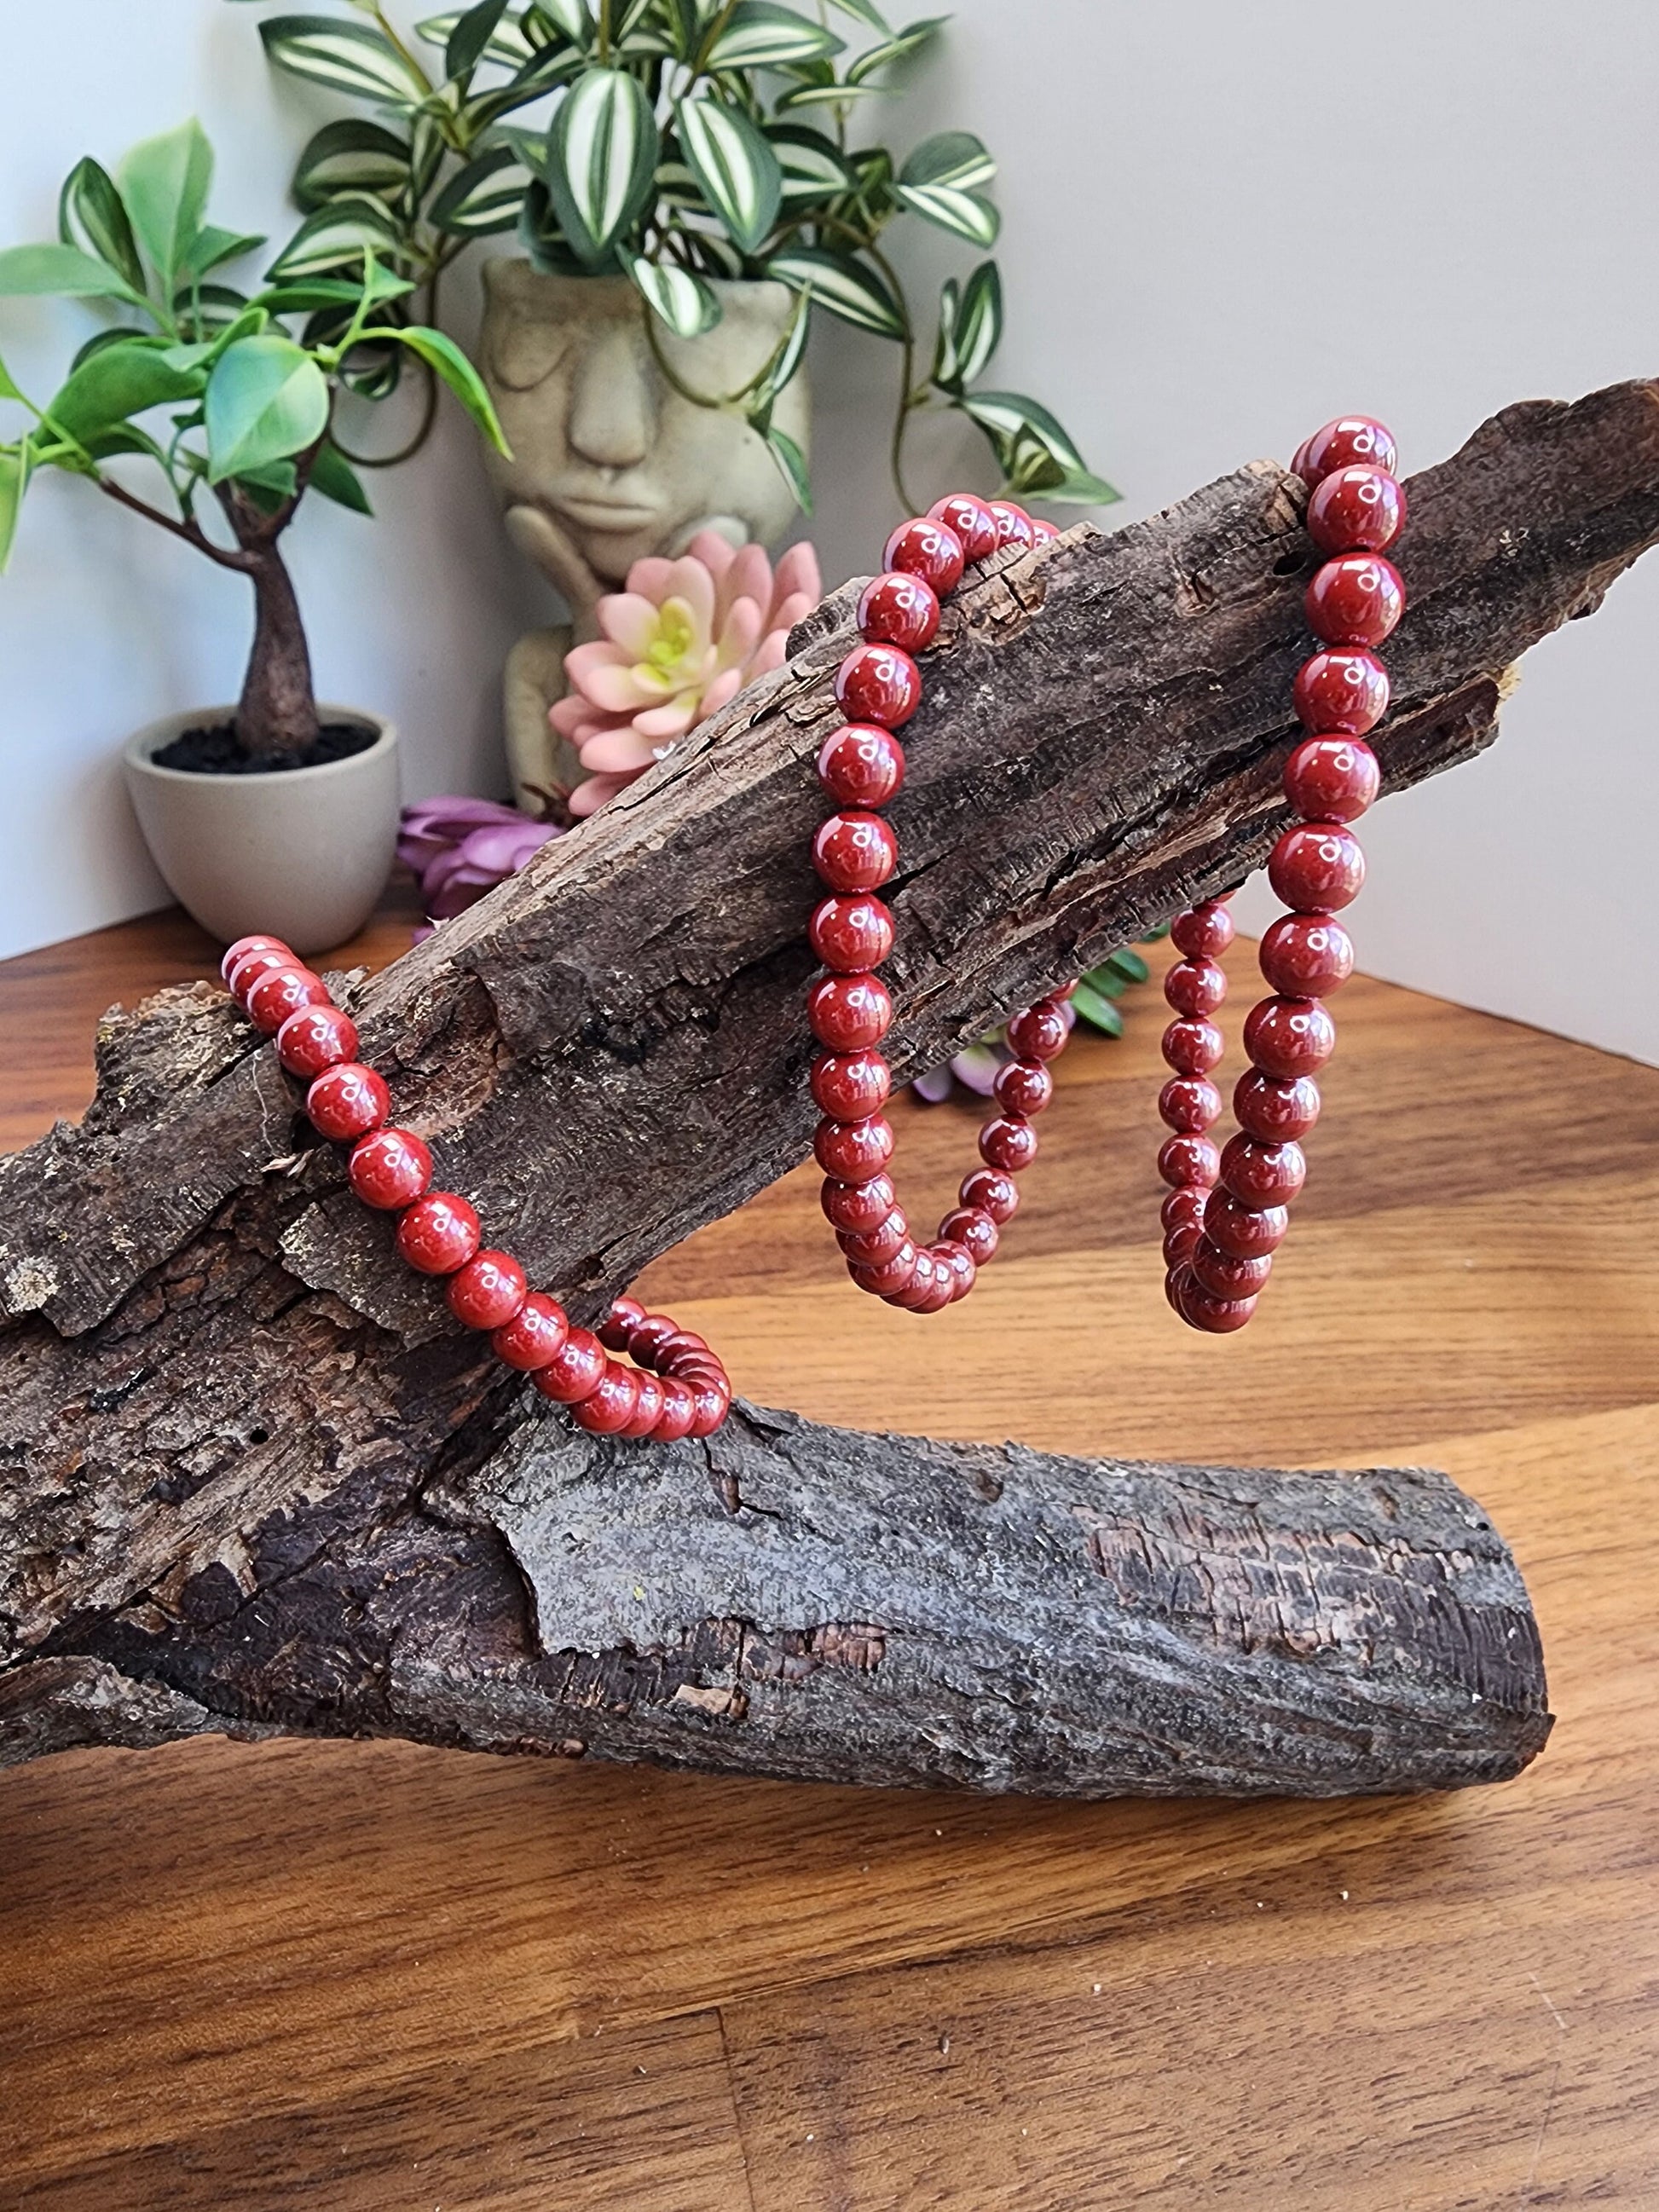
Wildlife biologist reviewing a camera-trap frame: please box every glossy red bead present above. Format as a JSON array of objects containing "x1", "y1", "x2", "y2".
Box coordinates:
[
  {"x1": 850, "y1": 1241, "x2": 919, "y2": 1297},
  {"x1": 1005, "y1": 999, "x2": 1069, "y2": 1061},
  {"x1": 1164, "y1": 958, "x2": 1228, "y2": 1019},
  {"x1": 993, "y1": 1059, "x2": 1053, "y2": 1117},
  {"x1": 858, "y1": 571, "x2": 939, "y2": 654},
  {"x1": 534, "y1": 1325, "x2": 607, "y2": 1404},
  {"x1": 446, "y1": 1248, "x2": 527, "y2": 1331},
  {"x1": 818, "y1": 725, "x2": 906, "y2": 809},
  {"x1": 835, "y1": 641, "x2": 922, "y2": 729},
  {"x1": 654, "y1": 1329, "x2": 710, "y2": 1376},
  {"x1": 625, "y1": 1311, "x2": 680, "y2": 1371},
  {"x1": 1221, "y1": 1134, "x2": 1307, "y2": 1210},
  {"x1": 394, "y1": 1190, "x2": 481, "y2": 1275},
  {"x1": 246, "y1": 965, "x2": 331, "y2": 1036},
  {"x1": 1161, "y1": 1017, "x2": 1225, "y2": 1077},
  {"x1": 1234, "y1": 1071, "x2": 1321, "y2": 1143},
  {"x1": 306, "y1": 1061, "x2": 390, "y2": 1141},
  {"x1": 1030, "y1": 517, "x2": 1059, "y2": 546},
  {"x1": 1308, "y1": 465, "x2": 1406, "y2": 556},
  {"x1": 806, "y1": 971, "x2": 892, "y2": 1051},
  {"x1": 1306, "y1": 554, "x2": 1404, "y2": 649},
  {"x1": 1203, "y1": 1190, "x2": 1289, "y2": 1261},
  {"x1": 1294, "y1": 415, "x2": 1398, "y2": 486},
  {"x1": 961, "y1": 1166, "x2": 1019, "y2": 1224},
  {"x1": 1161, "y1": 1183, "x2": 1209, "y2": 1234},
  {"x1": 1292, "y1": 648, "x2": 1390, "y2": 736},
  {"x1": 938, "y1": 1204, "x2": 998, "y2": 1266},
  {"x1": 1159, "y1": 1077, "x2": 1222, "y2": 1133},
  {"x1": 1189, "y1": 1239, "x2": 1274, "y2": 1302},
  {"x1": 809, "y1": 894, "x2": 893, "y2": 974},
  {"x1": 821, "y1": 1172, "x2": 896, "y2": 1233},
  {"x1": 813, "y1": 1114, "x2": 895, "y2": 1183},
  {"x1": 811, "y1": 1049, "x2": 891, "y2": 1122},
  {"x1": 1174, "y1": 1273, "x2": 1258, "y2": 1334},
  {"x1": 1269, "y1": 823, "x2": 1367, "y2": 911},
  {"x1": 1163, "y1": 1221, "x2": 1202, "y2": 1268},
  {"x1": 687, "y1": 1380, "x2": 731, "y2": 1437},
  {"x1": 838, "y1": 1207, "x2": 910, "y2": 1266},
  {"x1": 987, "y1": 500, "x2": 1034, "y2": 550},
  {"x1": 1259, "y1": 912, "x2": 1354, "y2": 997},
  {"x1": 228, "y1": 944, "x2": 297, "y2": 1004},
  {"x1": 598, "y1": 1296, "x2": 646, "y2": 1352},
  {"x1": 492, "y1": 1291, "x2": 569, "y2": 1372},
  {"x1": 1171, "y1": 901, "x2": 1234, "y2": 960},
  {"x1": 651, "y1": 1375, "x2": 698, "y2": 1441},
  {"x1": 572, "y1": 1361, "x2": 642, "y2": 1435},
  {"x1": 980, "y1": 1115, "x2": 1038, "y2": 1174},
  {"x1": 933, "y1": 1240, "x2": 977, "y2": 1302},
  {"x1": 926, "y1": 492, "x2": 998, "y2": 563},
  {"x1": 275, "y1": 1002, "x2": 359, "y2": 1080},
  {"x1": 221, "y1": 933, "x2": 290, "y2": 984},
  {"x1": 1158, "y1": 1132, "x2": 1219, "y2": 1190},
  {"x1": 347, "y1": 1127, "x2": 431, "y2": 1210},
  {"x1": 812, "y1": 809, "x2": 898, "y2": 893},
  {"x1": 1285, "y1": 736, "x2": 1379, "y2": 823},
  {"x1": 619, "y1": 1371, "x2": 666, "y2": 1439},
  {"x1": 1243, "y1": 995, "x2": 1336, "y2": 1081},
  {"x1": 882, "y1": 515, "x2": 964, "y2": 595},
  {"x1": 910, "y1": 1253, "x2": 957, "y2": 1313}
]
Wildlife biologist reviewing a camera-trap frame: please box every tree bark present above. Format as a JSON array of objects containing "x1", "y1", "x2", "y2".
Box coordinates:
[
  {"x1": 3, "y1": 378, "x2": 1656, "y2": 1791},
  {"x1": 234, "y1": 536, "x2": 321, "y2": 762}
]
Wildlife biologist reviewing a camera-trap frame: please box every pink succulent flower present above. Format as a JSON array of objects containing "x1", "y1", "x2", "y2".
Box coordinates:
[{"x1": 553, "y1": 531, "x2": 822, "y2": 817}]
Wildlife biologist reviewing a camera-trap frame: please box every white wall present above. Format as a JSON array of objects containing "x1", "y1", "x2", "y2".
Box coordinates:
[{"x1": 3, "y1": 1, "x2": 1656, "y2": 1066}]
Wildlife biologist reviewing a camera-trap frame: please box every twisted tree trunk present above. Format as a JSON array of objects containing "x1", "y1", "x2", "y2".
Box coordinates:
[{"x1": 3, "y1": 379, "x2": 1656, "y2": 1790}]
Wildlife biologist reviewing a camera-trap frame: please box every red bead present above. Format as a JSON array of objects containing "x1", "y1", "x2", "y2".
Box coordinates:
[
  {"x1": 306, "y1": 1061, "x2": 390, "y2": 1141},
  {"x1": 348, "y1": 1127, "x2": 431, "y2": 1210},
  {"x1": 1308, "y1": 465, "x2": 1406, "y2": 556},
  {"x1": 598, "y1": 1295, "x2": 646, "y2": 1351},
  {"x1": 810, "y1": 893, "x2": 894, "y2": 973},
  {"x1": 1306, "y1": 554, "x2": 1404, "y2": 649},
  {"x1": 993, "y1": 1059, "x2": 1053, "y2": 1117},
  {"x1": 933, "y1": 1239, "x2": 977, "y2": 1302},
  {"x1": 822, "y1": 1172, "x2": 896, "y2": 1233},
  {"x1": 1004, "y1": 1000, "x2": 1069, "y2": 1061},
  {"x1": 818, "y1": 725, "x2": 906, "y2": 809},
  {"x1": 1161, "y1": 1183, "x2": 1209, "y2": 1234},
  {"x1": 534, "y1": 1325, "x2": 608, "y2": 1404},
  {"x1": 651, "y1": 1376, "x2": 697, "y2": 1441},
  {"x1": 1284, "y1": 736, "x2": 1379, "y2": 823},
  {"x1": 1164, "y1": 958, "x2": 1228, "y2": 1019},
  {"x1": 1190, "y1": 1239, "x2": 1273, "y2": 1302},
  {"x1": 807, "y1": 971, "x2": 892, "y2": 1051},
  {"x1": 884, "y1": 1248, "x2": 938, "y2": 1308},
  {"x1": 835, "y1": 642, "x2": 923, "y2": 729},
  {"x1": 687, "y1": 1380, "x2": 731, "y2": 1437},
  {"x1": 1221, "y1": 1134, "x2": 1307, "y2": 1210},
  {"x1": 446, "y1": 1248, "x2": 527, "y2": 1331},
  {"x1": 1234, "y1": 1071, "x2": 1321, "y2": 1142},
  {"x1": 961, "y1": 1166, "x2": 1019, "y2": 1224},
  {"x1": 1174, "y1": 1273, "x2": 1258, "y2": 1334},
  {"x1": 926, "y1": 492, "x2": 998, "y2": 563},
  {"x1": 814, "y1": 1114, "x2": 895, "y2": 1183},
  {"x1": 572, "y1": 1361, "x2": 642, "y2": 1435},
  {"x1": 980, "y1": 1115, "x2": 1038, "y2": 1173},
  {"x1": 246, "y1": 965, "x2": 330, "y2": 1036},
  {"x1": 228, "y1": 945, "x2": 298, "y2": 1004},
  {"x1": 275, "y1": 1002, "x2": 359, "y2": 1080},
  {"x1": 1171, "y1": 902, "x2": 1234, "y2": 960},
  {"x1": 839, "y1": 1207, "x2": 910, "y2": 1266},
  {"x1": 1244, "y1": 994, "x2": 1336, "y2": 1081},
  {"x1": 1158, "y1": 1132, "x2": 1219, "y2": 1189},
  {"x1": 882, "y1": 515, "x2": 964, "y2": 595},
  {"x1": 493, "y1": 1291, "x2": 569, "y2": 1372},
  {"x1": 1269, "y1": 823, "x2": 1366, "y2": 911},
  {"x1": 395, "y1": 1190, "x2": 481, "y2": 1275},
  {"x1": 1294, "y1": 416, "x2": 1398, "y2": 486},
  {"x1": 619, "y1": 1371, "x2": 666, "y2": 1439},
  {"x1": 987, "y1": 500, "x2": 1034, "y2": 550},
  {"x1": 938, "y1": 1204, "x2": 998, "y2": 1266},
  {"x1": 1204, "y1": 1190, "x2": 1289, "y2": 1260},
  {"x1": 1030, "y1": 517, "x2": 1059, "y2": 546},
  {"x1": 858, "y1": 571, "x2": 939, "y2": 654},
  {"x1": 850, "y1": 1240, "x2": 918, "y2": 1297},
  {"x1": 1163, "y1": 1221, "x2": 1202, "y2": 1268},
  {"x1": 812, "y1": 810, "x2": 898, "y2": 893},
  {"x1": 1259, "y1": 912, "x2": 1354, "y2": 997},
  {"x1": 1159, "y1": 1077, "x2": 1222, "y2": 1133},
  {"x1": 1292, "y1": 649, "x2": 1390, "y2": 736},
  {"x1": 221, "y1": 933, "x2": 290, "y2": 984},
  {"x1": 910, "y1": 1252, "x2": 958, "y2": 1312},
  {"x1": 1161, "y1": 1018, "x2": 1224, "y2": 1077},
  {"x1": 811, "y1": 1049, "x2": 891, "y2": 1121},
  {"x1": 654, "y1": 1328, "x2": 710, "y2": 1376},
  {"x1": 625, "y1": 1311, "x2": 680, "y2": 1370}
]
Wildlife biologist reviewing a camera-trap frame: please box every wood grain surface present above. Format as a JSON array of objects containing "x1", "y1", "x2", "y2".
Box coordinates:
[{"x1": 1, "y1": 900, "x2": 1655, "y2": 2209}]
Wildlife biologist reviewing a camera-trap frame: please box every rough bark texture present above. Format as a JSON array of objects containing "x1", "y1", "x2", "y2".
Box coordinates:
[
  {"x1": 3, "y1": 378, "x2": 1656, "y2": 1790},
  {"x1": 234, "y1": 539, "x2": 321, "y2": 762}
]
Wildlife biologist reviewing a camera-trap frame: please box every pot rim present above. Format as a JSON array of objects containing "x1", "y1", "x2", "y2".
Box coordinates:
[{"x1": 123, "y1": 705, "x2": 396, "y2": 788}]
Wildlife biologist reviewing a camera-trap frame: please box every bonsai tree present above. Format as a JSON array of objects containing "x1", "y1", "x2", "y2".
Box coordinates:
[
  {"x1": 247, "y1": 0, "x2": 1114, "y2": 513},
  {"x1": 0, "y1": 118, "x2": 509, "y2": 763}
]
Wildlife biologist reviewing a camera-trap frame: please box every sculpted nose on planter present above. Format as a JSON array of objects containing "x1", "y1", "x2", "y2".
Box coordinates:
[{"x1": 567, "y1": 322, "x2": 654, "y2": 472}]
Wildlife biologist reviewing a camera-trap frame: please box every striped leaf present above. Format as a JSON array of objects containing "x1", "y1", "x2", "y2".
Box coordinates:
[
  {"x1": 945, "y1": 259, "x2": 999, "y2": 388},
  {"x1": 930, "y1": 275, "x2": 960, "y2": 388},
  {"x1": 676, "y1": 98, "x2": 781, "y2": 255},
  {"x1": 258, "y1": 15, "x2": 430, "y2": 107},
  {"x1": 543, "y1": 66, "x2": 658, "y2": 263},
  {"x1": 767, "y1": 124, "x2": 856, "y2": 204},
  {"x1": 826, "y1": 0, "x2": 890, "y2": 26},
  {"x1": 529, "y1": 0, "x2": 592, "y2": 42},
  {"x1": 293, "y1": 120, "x2": 413, "y2": 211},
  {"x1": 265, "y1": 197, "x2": 410, "y2": 280},
  {"x1": 626, "y1": 253, "x2": 720, "y2": 339},
  {"x1": 706, "y1": 3, "x2": 843, "y2": 71},
  {"x1": 958, "y1": 390, "x2": 1090, "y2": 475},
  {"x1": 366, "y1": 324, "x2": 512, "y2": 453},
  {"x1": 894, "y1": 180, "x2": 998, "y2": 247},
  {"x1": 429, "y1": 145, "x2": 534, "y2": 234},
  {"x1": 845, "y1": 13, "x2": 945, "y2": 82},
  {"x1": 767, "y1": 245, "x2": 905, "y2": 338},
  {"x1": 899, "y1": 130, "x2": 996, "y2": 193},
  {"x1": 760, "y1": 424, "x2": 812, "y2": 514},
  {"x1": 774, "y1": 78, "x2": 886, "y2": 112},
  {"x1": 56, "y1": 159, "x2": 145, "y2": 296}
]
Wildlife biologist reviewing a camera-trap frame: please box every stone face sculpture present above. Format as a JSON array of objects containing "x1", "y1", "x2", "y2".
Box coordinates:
[{"x1": 479, "y1": 261, "x2": 812, "y2": 812}]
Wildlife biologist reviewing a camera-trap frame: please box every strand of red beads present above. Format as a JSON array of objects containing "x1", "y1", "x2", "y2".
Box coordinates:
[
  {"x1": 809, "y1": 489, "x2": 1075, "y2": 1314},
  {"x1": 217, "y1": 937, "x2": 731, "y2": 1439},
  {"x1": 1159, "y1": 414, "x2": 1405, "y2": 1333}
]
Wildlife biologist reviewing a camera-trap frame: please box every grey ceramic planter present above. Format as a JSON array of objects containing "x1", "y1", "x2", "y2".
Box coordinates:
[{"x1": 123, "y1": 706, "x2": 399, "y2": 955}]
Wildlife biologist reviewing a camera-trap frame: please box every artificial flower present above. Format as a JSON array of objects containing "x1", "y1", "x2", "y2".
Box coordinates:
[{"x1": 397, "y1": 796, "x2": 562, "y2": 933}]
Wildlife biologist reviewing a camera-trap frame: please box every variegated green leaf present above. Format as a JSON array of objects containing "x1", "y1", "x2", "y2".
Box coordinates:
[
  {"x1": 416, "y1": 0, "x2": 533, "y2": 73},
  {"x1": 365, "y1": 323, "x2": 512, "y2": 453},
  {"x1": 626, "y1": 253, "x2": 720, "y2": 338},
  {"x1": 958, "y1": 390, "x2": 1090, "y2": 474},
  {"x1": 930, "y1": 274, "x2": 959, "y2": 389},
  {"x1": 845, "y1": 13, "x2": 945, "y2": 83},
  {"x1": 676, "y1": 98, "x2": 781, "y2": 255},
  {"x1": 767, "y1": 123, "x2": 856, "y2": 204},
  {"x1": 294, "y1": 120, "x2": 413, "y2": 211},
  {"x1": 706, "y1": 2, "x2": 843, "y2": 71},
  {"x1": 529, "y1": 0, "x2": 592, "y2": 42},
  {"x1": 465, "y1": 40, "x2": 581, "y2": 124},
  {"x1": 948, "y1": 259, "x2": 1000, "y2": 387},
  {"x1": 774, "y1": 78, "x2": 887, "y2": 109},
  {"x1": 117, "y1": 118, "x2": 214, "y2": 290},
  {"x1": 429, "y1": 145, "x2": 533, "y2": 234},
  {"x1": 179, "y1": 226, "x2": 266, "y2": 281},
  {"x1": 766, "y1": 245, "x2": 905, "y2": 338},
  {"x1": 899, "y1": 130, "x2": 996, "y2": 192},
  {"x1": 825, "y1": 0, "x2": 889, "y2": 27},
  {"x1": 56, "y1": 159, "x2": 146, "y2": 296},
  {"x1": 259, "y1": 14, "x2": 430, "y2": 107},
  {"x1": 761, "y1": 423, "x2": 812, "y2": 513},
  {"x1": 894, "y1": 181, "x2": 998, "y2": 246},
  {"x1": 543, "y1": 66, "x2": 657, "y2": 263},
  {"x1": 266, "y1": 198, "x2": 409, "y2": 280}
]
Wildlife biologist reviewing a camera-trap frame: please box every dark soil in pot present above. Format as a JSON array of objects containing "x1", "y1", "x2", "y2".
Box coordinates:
[{"x1": 152, "y1": 720, "x2": 380, "y2": 775}]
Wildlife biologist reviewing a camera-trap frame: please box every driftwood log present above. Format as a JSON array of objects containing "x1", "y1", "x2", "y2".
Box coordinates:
[{"x1": 3, "y1": 379, "x2": 1656, "y2": 1794}]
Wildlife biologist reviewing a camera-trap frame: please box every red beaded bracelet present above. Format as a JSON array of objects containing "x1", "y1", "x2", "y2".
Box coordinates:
[
  {"x1": 1159, "y1": 414, "x2": 1405, "y2": 1332},
  {"x1": 807, "y1": 490, "x2": 1074, "y2": 1313},
  {"x1": 216, "y1": 935, "x2": 731, "y2": 1441}
]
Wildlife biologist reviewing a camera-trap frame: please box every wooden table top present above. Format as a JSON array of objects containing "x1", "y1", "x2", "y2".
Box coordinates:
[{"x1": 2, "y1": 896, "x2": 1655, "y2": 2209}]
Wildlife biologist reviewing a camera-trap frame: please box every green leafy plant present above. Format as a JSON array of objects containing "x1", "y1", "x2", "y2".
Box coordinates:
[
  {"x1": 0, "y1": 118, "x2": 508, "y2": 761},
  {"x1": 246, "y1": 0, "x2": 1115, "y2": 513}
]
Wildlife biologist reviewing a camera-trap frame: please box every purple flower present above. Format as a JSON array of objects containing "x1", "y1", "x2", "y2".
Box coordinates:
[
  {"x1": 397, "y1": 797, "x2": 563, "y2": 932},
  {"x1": 911, "y1": 1007, "x2": 1076, "y2": 1102}
]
